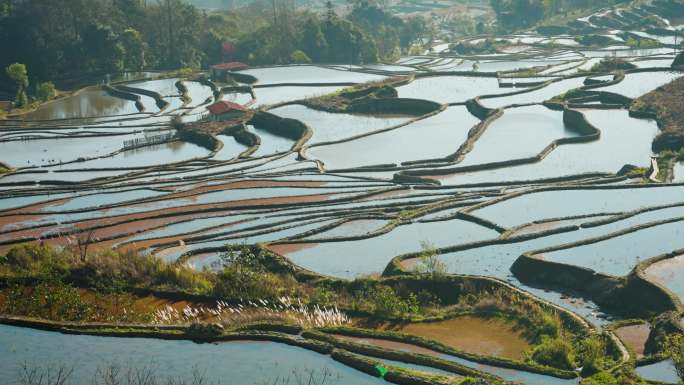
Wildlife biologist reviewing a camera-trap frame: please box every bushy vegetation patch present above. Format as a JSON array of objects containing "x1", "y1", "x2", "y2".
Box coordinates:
[
  {"x1": 633, "y1": 76, "x2": 684, "y2": 153},
  {"x1": 0, "y1": 243, "x2": 605, "y2": 374},
  {"x1": 450, "y1": 39, "x2": 504, "y2": 55},
  {"x1": 575, "y1": 34, "x2": 618, "y2": 47},
  {"x1": 589, "y1": 58, "x2": 637, "y2": 72},
  {"x1": 529, "y1": 337, "x2": 576, "y2": 370},
  {"x1": 617, "y1": 32, "x2": 661, "y2": 49},
  {"x1": 300, "y1": 77, "x2": 405, "y2": 113}
]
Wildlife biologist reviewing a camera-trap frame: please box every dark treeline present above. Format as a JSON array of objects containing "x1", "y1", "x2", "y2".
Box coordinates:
[
  {"x1": 0, "y1": 0, "x2": 429, "y2": 93},
  {"x1": 489, "y1": 0, "x2": 629, "y2": 31}
]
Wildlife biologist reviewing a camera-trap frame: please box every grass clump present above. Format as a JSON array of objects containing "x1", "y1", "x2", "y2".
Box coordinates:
[
  {"x1": 0, "y1": 243, "x2": 214, "y2": 295},
  {"x1": 162, "y1": 67, "x2": 195, "y2": 79},
  {"x1": 450, "y1": 39, "x2": 503, "y2": 55},
  {"x1": 575, "y1": 34, "x2": 617, "y2": 47},
  {"x1": 413, "y1": 241, "x2": 447, "y2": 280},
  {"x1": 582, "y1": 367, "x2": 650, "y2": 385},
  {"x1": 590, "y1": 58, "x2": 637, "y2": 72},
  {"x1": 530, "y1": 337, "x2": 576, "y2": 370},
  {"x1": 635, "y1": 76, "x2": 684, "y2": 153}
]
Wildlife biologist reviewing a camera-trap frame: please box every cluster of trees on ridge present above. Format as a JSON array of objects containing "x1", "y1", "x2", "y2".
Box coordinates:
[
  {"x1": 489, "y1": 0, "x2": 630, "y2": 31},
  {"x1": 0, "y1": 0, "x2": 430, "y2": 102}
]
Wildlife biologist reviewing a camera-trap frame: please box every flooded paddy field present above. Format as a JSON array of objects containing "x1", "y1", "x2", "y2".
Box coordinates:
[
  {"x1": 0, "y1": 324, "x2": 385, "y2": 385},
  {"x1": 2, "y1": 4, "x2": 684, "y2": 383},
  {"x1": 387, "y1": 316, "x2": 530, "y2": 360}
]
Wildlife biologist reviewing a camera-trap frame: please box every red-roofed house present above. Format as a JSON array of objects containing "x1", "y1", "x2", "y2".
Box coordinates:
[
  {"x1": 211, "y1": 62, "x2": 248, "y2": 79},
  {"x1": 206, "y1": 101, "x2": 248, "y2": 122}
]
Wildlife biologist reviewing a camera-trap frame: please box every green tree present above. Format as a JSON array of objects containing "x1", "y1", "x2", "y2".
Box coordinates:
[
  {"x1": 6, "y1": 63, "x2": 28, "y2": 106},
  {"x1": 400, "y1": 16, "x2": 428, "y2": 49},
  {"x1": 120, "y1": 28, "x2": 146, "y2": 71},
  {"x1": 201, "y1": 30, "x2": 225, "y2": 66},
  {"x1": 301, "y1": 18, "x2": 328, "y2": 62},
  {"x1": 578, "y1": 336, "x2": 605, "y2": 375},
  {"x1": 82, "y1": 24, "x2": 125, "y2": 73},
  {"x1": 325, "y1": 0, "x2": 336, "y2": 23},
  {"x1": 416, "y1": 241, "x2": 446, "y2": 279},
  {"x1": 290, "y1": 50, "x2": 312, "y2": 64},
  {"x1": 36, "y1": 81, "x2": 56, "y2": 102}
]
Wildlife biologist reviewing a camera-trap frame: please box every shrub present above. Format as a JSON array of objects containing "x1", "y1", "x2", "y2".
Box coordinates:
[
  {"x1": 582, "y1": 371, "x2": 620, "y2": 385},
  {"x1": 531, "y1": 337, "x2": 576, "y2": 370},
  {"x1": 290, "y1": 50, "x2": 312, "y2": 64},
  {"x1": 663, "y1": 334, "x2": 684, "y2": 379},
  {"x1": 574, "y1": 34, "x2": 615, "y2": 47},
  {"x1": 311, "y1": 286, "x2": 337, "y2": 307},
  {"x1": 362, "y1": 284, "x2": 419, "y2": 317},
  {"x1": 414, "y1": 241, "x2": 447, "y2": 280},
  {"x1": 1, "y1": 244, "x2": 214, "y2": 295},
  {"x1": 170, "y1": 115, "x2": 184, "y2": 130},
  {"x1": 4, "y1": 282, "x2": 94, "y2": 321},
  {"x1": 214, "y1": 246, "x2": 300, "y2": 300},
  {"x1": 36, "y1": 82, "x2": 56, "y2": 102},
  {"x1": 578, "y1": 336, "x2": 605, "y2": 375},
  {"x1": 590, "y1": 58, "x2": 637, "y2": 72},
  {"x1": 186, "y1": 322, "x2": 224, "y2": 338},
  {"x1": 214, "y1": 267, "x2": 296, "y2": 300},
  {"x1": 6, "y1": 63, "x2": 28, "y2": 107}
]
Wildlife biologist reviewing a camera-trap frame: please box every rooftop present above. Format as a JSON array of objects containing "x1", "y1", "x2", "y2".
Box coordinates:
[
  {"x1": 211, "y1": 62, "x2": 248, "y2": 71},
  {"x1": 207, "y1": 101, "x2": 249, "y2": 115}
]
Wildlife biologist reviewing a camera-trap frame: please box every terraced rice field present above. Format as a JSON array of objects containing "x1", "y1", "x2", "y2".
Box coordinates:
[{"x1": 2, "y1": 4, "x2": 684, "y2": 383}]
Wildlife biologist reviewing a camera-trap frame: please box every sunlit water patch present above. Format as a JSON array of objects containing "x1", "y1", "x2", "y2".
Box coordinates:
[
  {"x1": 431, "y1": 109, "x2": 658, "y2": 185},
  {"x1": 23, "y1": 88, "x2": 140, "y2": 120},
  {"x1": 52, "y1": 141, "x2": 211, "y2": 170},
  {"x1": 307, "y1": 106, "x2": 480, "y2": 170},
  {"x1": 270, "y1": 104, "x2": 411, "y2": 144},
  {"x1": 0, "y1": 324, "x2": 384, "y2": 385},
  {"x1": 595, "y1": 71, "x2": 683, "y2": 98},
  {"x1": 636, "y1": 359, "x2": 680, "y2": 384},
  {"x1": 0, "y1": 134, "x2": 143, "y2": 168},
  {"x1": 397, "y1": 76, "x2": 503, "y2": 103},
  {"x1": 473, "y1": 185, "x2": 684, "y2": 228},
  {"x1": 254, "y1": 85, "x2": 346, "y2": 107},
  {"x1": 542, "y1": 218, "x2": 684, "y2": 276},
  {"x1": 214, "y1": 134, "x2": 248, "y2": 160},
  {"x1": 459, "y1": 105, "x2": 578, "y2": 166},
  {"x1": 480, "y1": 77, "x2": 586, "y2": 108},
  {"x1": 278, "y1": 217, "x2": 498, "y2": 278},
  {"x1": 239, "y1": 65, "x2": 385, "y2": 84},
  {"x1": 246, "y1": 125, "x2": 296, "y2": 156}
]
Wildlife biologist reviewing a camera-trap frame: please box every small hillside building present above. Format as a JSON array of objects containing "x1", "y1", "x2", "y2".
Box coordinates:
[
  {"x1": 210, "y1": 62, "x2": 249, "y2": 79},
  {"x1": 206, "y1": 101, "x2": 248, "y2": 122}
]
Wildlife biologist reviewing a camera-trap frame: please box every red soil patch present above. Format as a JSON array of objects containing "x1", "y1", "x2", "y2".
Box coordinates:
[
  {"x1": 0, "y1": 197, "x2": 71, "y2": 216},
  {"x1": 615, "y1": 323, "x2": 650, "y2": 357},
  {"x1": 0, "y1": 214, "x2": 47, "y2": 233},
  {"x1": 0, "y1": 193, "x2": 335, "y2": 246},
  {"x1": 143, "y1": 180, "x2": 326, "y2": 202},
  {"x1": 267, "y1": 242, "x2": 319, "y2": 255},
  {"x1": 361, "y1": 188, "x2": 410, "y2": 201},
  {"x1": 399, "y1": 257, "x2": 420, "y2": 272}
]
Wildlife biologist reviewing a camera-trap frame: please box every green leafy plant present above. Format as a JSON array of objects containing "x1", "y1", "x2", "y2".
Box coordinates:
[
  {"x1": 36, "y1": 81, "x2": 56, "y2": 102},
  {"x1": 530, "y1": 337, "x2": 576, "y2": 370}
]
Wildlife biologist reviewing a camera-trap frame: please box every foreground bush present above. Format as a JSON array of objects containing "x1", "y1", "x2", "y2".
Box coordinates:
[
  {"x1": 531, "y1": 337, "x2": 576, "y2": 370},
  {"x1": 0, "y1": 244, "x2": 214, "y2": 295}
]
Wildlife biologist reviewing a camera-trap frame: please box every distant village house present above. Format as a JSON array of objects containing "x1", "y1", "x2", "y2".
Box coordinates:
[
  {"x1": 206, "y1": 101, "x2": 248, "y2": 122},
  {"x1": 210, "y1": 62, "x2": 248, "y2": 80}
]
